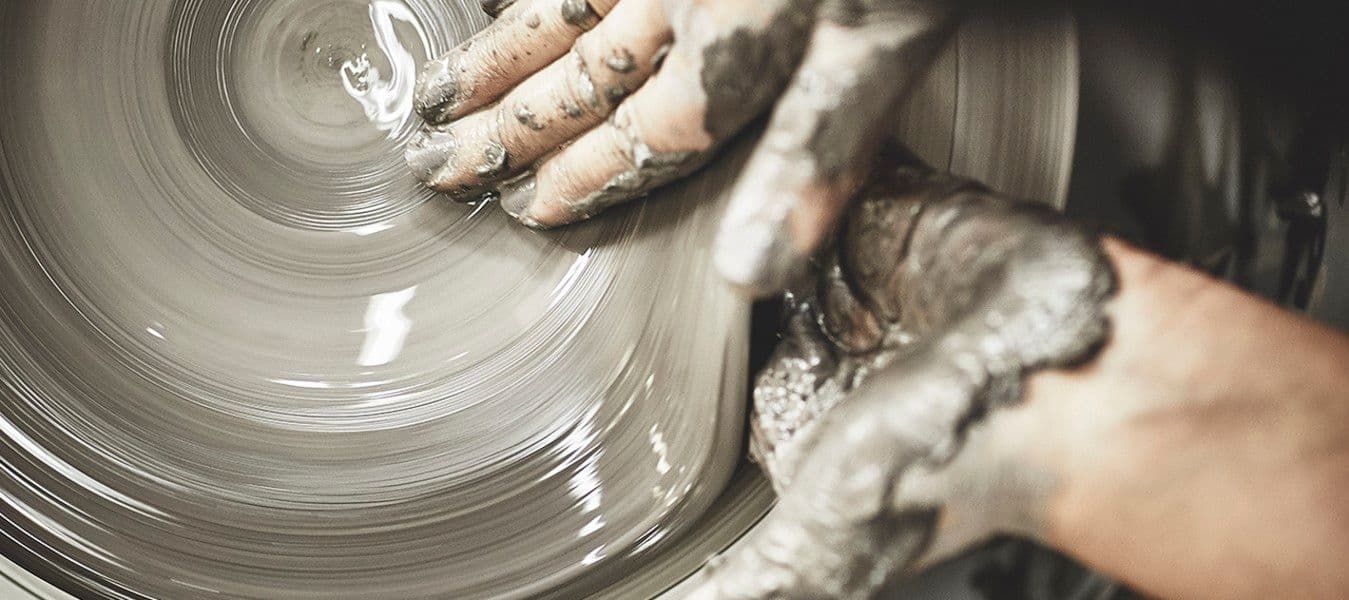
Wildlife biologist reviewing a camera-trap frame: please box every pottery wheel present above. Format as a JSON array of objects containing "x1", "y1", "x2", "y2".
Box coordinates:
[{"x1": 0, "y1": 1, "x2": 1077, "y2": 598}]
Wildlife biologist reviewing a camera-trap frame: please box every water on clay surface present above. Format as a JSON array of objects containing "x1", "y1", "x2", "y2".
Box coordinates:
[{"x1": 0, "y1": 1, "x2": 766, "y2": 598}]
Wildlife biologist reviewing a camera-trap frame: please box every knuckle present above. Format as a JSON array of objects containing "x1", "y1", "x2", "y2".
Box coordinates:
[
  {"x1": 561, "y1": 48, "x2": 606, "y2": 117},
  {"x1": 574, "y1": 32, "x2": 647, "y2": 104},
  {"x1": 566, "y1": 38, "x2": 643, "y2": 117}
]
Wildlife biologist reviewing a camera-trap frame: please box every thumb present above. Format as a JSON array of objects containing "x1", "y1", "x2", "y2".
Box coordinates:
[
  {"x1": 686, "y1": 349, "x2": 994, "y2": 599},
  {"x1": 713, "y1": 7, "x2": 954, "y2": 296}
]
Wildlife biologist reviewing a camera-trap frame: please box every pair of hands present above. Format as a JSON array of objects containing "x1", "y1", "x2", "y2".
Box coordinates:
[{"x1": 408, "y1": 1, "x2": 1118, "y2": 598}]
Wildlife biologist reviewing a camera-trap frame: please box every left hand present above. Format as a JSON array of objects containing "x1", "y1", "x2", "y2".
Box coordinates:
[
  {"x1": 406, "y1": 0, "x2": 955, "y2": 293},
  {"x1": 687, "y1": 158, "x2": 1117, "y2": 599}
]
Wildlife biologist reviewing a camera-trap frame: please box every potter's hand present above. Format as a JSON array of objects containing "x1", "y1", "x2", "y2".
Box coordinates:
[
  {"x1": 406, "y1": 0, "x2": 954, "y2": 292},
  {"x1": 688, "y1": 161, "x2": 1117, "y2": 599}
]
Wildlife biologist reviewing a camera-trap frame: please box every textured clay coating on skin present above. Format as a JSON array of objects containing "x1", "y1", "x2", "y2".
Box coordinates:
[
  {"x1": 559, "y1": 0, "x2": 600, "y2": 28},
  {"x1": 412, "y1": 55, "x2": 462, "y2": 124},
  {"x1": 541, "y1": 1, "x2": 816, "y2": 225},
  {"x1": 514, "y1": 105, "x2": 546, "y2": 130},
  {"x1": 475, "y1": 143, "x2": 511, "y2": 179},
  {"x1": 709, "y1": 2, "x2": 958, "y2": 296},
  {"x1": 697, "y1": 3, "x2": 813, "y2": 142},
  {"x1": 480, "y1": 0, "x2": 518, "y2": 18},
  {"x1": 550, "y1": 109, "x2": 701, "y2": 223},
  {"x1": 499, "y1": 1, "x2": 819, "y2": 230},
  {"x1": 720, "y1": 158, "x2": 1117, "y2": 599}
]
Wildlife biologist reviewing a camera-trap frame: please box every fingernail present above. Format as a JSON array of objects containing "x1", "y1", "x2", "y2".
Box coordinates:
[
  {"x1": 479, "y1": 0, "x2": 516, "y2": 18},
  {"x1": 496, "y1": 174, "x2": 546, "y2": 229},
  {"x1": 405, "y1": 125, "x2": 457, "y2": 184},
  {"x1": 475, "y1": 143, "x2": 509, "y2": 180},
  {"x1": 559, "y1": 0, "x2": 600, "y2": 28},
  {"x1": 413, "y1": 57, "x2": 459, "y2": 124}
]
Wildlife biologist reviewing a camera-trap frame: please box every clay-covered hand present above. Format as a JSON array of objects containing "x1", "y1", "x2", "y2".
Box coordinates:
[
  {"x1": 686, "y1": 161, "x2": 1117, "y2": 599},
  {"x1": 406, "y1": 0, "x2": 955, "y2": 293}
]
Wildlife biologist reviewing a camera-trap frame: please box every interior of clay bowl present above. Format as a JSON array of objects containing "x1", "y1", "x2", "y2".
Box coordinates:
[{"x1": 0, "y1": 1, "x2": 1077, "y2": 598}]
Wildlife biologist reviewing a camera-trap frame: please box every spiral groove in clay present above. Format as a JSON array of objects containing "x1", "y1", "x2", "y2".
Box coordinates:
[
  {"x1": 0, "y1": 0, "x2": 1079, "y2": 596},
  {"x1": 0, "y1": 1, "x2": 764, "y2": 597}
]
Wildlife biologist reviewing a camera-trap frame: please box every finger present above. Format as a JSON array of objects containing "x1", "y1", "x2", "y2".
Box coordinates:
[
  {"x1": 499, "y1": 0, "x2": 814, "y2": 227},
  {"x1": 713, "y1": 7, "x2": 956, "y2": 296},
  {"x1": 413, "y1": 0, "x2": 621, "y2": 124},
  {"x1": 407, "y1": 0, "x2": 670, "y2": 197},
  {"x1": 690, "y1": 365, "x2": 966, "y2": 600},
  {"x1": 479, "y1": 0, "x2": 516, "y2": 18}
]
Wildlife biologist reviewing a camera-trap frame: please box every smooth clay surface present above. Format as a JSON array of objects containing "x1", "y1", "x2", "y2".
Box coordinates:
[
  {"x1": 0, "y1": 1, "x2": 1082, "y2": 598},
  {"x1": 0, "y1": 1, "x2": 767, "y2": 598}
]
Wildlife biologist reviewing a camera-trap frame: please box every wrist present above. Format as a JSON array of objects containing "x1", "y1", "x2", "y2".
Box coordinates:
[{"x1": 1027, "y1": 238, "x2": 1349, "y2": 599}]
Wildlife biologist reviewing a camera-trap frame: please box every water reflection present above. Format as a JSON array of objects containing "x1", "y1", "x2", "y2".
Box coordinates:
[
  {"x1": 340, "y1": 1, "x2": 426, "y2": 135},
  {"x1": 357, "y1": 285, "x2": 417, "y2": 367}
]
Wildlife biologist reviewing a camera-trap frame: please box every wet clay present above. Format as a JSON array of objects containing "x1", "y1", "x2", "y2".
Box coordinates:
[
  {"x1": 570, "y1": 48, "x2": 603, "y2": 109},
  {"x1": 514, "y1": 104, "x2": 547, "y2": 130},
  {"x1": 697, "y1": 4, "x2": 813, "y2": 141},
  {"x1": 708, "y1": 4, "x2": 957, "y2": 296},
  {"x1": 412, "y1": 51, "x2": 464, "y2": 123},
  {"x1": 413, "y1": 0, "x2": 532, "y2": 124},
  {"x1": 604, "y1": 47, "x2": 636, "y2": 73},
  {"x1": 756, "y1": 161, "x2": 1117, "y2": 482},
  {"x1": 405, "y1": 124, "x2": 458, "y2": 181},
  {"x1": 0, "y1": 1, "x2": 764, "y2": 598},
  {"x1": 559, "y1": 0, "x2": 599, "y2": 28},
  {"x1": 474, "y1": 142, "x2": 511, "y2": 178},
  {"x1": 480, "y1": 0, "x2": 516, "y2": 18},
  {"x1": 1, "y1": 1, "x2": 1091, "y2": 597},
  {"x1": 801, "y1": 16, "x2": 953, "y2": 178},
  {"x1": 495, "y1": 118, "x2": 701, "y2": 227},
  {"x1": 724, "y1": 160, "x2": 1116, "y2": 598}
]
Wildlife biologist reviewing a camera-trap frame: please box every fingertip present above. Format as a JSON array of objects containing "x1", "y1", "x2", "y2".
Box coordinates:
[
  {"x1": 505, "y1": 169, "x2": 616, "y2": 230},
  {"x1": 413, "y1": 56, "x2": 460, "y2": 124},
  {"x1": 713, "y1": 200, "x2": 809, "y2": 298},
  {"x1": 495, "y1": 173, "x2": 550, "y2": 229},
  {"x1": 714, "y1": 147, "x2": 835, "y2": 297},
  {"x1": 405, "y1": 125, "x2": 456, "y2": 184},
  {"x1": 715, "y1": 151, "x2": 860, "y2": 297},
  {"x1": 714, "y1": 237, "x2": 804, "y2": 298},
  {"x1": 479, "y1": 0, "x2": 517, "y2": 18},
  {"x1": 518, "y1": 198, "x2": 580, "y2": 229}
]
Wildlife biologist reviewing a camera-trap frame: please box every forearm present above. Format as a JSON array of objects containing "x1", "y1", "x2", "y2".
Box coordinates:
[{"x1": 1033, "y1": 239, "x2": 1349, "y2": 599}]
